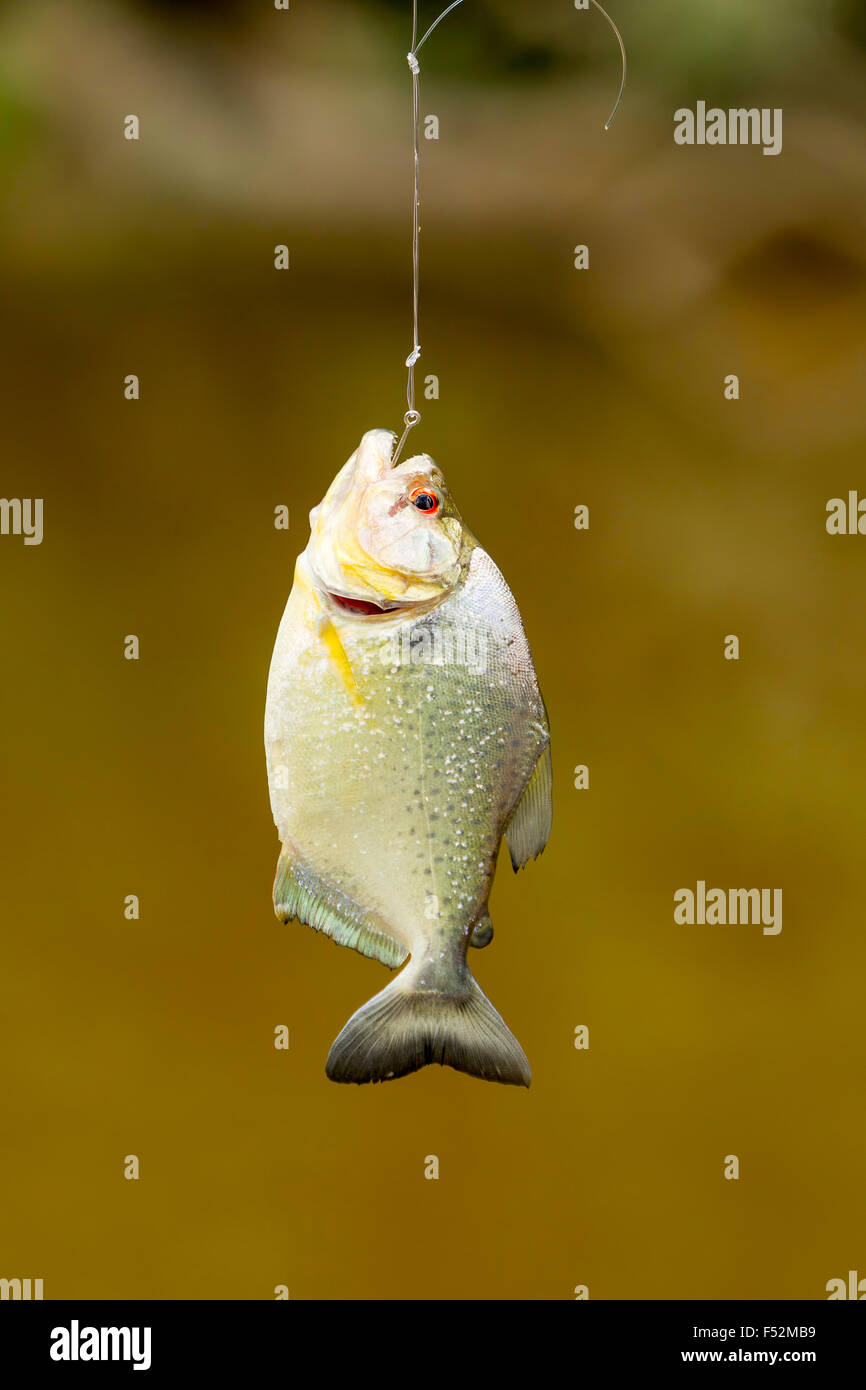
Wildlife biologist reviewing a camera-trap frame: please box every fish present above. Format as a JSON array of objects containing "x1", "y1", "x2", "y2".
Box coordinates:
[{"x1": 264, "y1": 428, "x2": 551, "y2": 1086}]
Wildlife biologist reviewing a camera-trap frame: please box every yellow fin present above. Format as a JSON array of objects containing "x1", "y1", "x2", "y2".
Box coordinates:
[{"x1": 316, "y1": 611, "x2": 362, "y2": 704}]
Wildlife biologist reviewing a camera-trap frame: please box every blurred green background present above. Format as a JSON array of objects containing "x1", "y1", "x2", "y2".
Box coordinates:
[{"x1": 1, "y1": 0, "x2": 865, "y2": 1300}]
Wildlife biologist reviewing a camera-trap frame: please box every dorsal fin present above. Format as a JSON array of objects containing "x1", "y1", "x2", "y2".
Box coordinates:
[{"x1": 505, "y1": 745, "x2": 553, "y2": 872}]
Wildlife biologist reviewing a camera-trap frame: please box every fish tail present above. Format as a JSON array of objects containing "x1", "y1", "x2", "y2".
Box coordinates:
[{"x1": 325, "y1": 965, "x2": 531, "y2": 1087}]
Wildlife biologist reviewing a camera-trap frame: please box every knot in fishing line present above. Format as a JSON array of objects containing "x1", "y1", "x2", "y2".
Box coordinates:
[
  {"x1": 405, "y1": 346, "x2": 421, "y2": 367},
  {"x1": 407, "y1": 52, "x2": 420, "y2": 75}
]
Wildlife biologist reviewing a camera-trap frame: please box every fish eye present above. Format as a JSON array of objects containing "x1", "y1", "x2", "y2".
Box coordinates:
[{"x1": 410, "y1": 486, "x2": 440, "y2": 515}]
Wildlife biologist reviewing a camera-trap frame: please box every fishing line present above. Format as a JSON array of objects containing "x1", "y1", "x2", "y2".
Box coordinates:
[
  {"x1": 391, "y1": 0, "x2": 627, "y2": 466},
  {"x1": 393, "y1": 0, "x2": 465, "y2": 466},
  {"x1": 589, "y1": 1, "x2": 627, "y2": 131}
]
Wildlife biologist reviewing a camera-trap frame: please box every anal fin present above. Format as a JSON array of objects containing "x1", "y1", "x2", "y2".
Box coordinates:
[
  {"x1": 505, "y1": 744, "x2": 553, "y2": 872},
  {"x1": 274, "y1": 848, "x2": 408, "y2": 969}
]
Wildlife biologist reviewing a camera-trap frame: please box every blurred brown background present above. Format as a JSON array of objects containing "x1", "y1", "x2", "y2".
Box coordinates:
[{"x1": 1, "y1": 0, "x2": 865, "y2": 1300}]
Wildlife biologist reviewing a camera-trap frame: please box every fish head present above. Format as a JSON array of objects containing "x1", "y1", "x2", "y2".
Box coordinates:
[{"x1": 305, "y1": 428, "x2": 467, "y2": 613}]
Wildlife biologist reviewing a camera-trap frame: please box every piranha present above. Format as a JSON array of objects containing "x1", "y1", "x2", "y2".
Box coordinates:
[{"x1": 264, "y1": 429, "x2": 551, "y2": 1086}]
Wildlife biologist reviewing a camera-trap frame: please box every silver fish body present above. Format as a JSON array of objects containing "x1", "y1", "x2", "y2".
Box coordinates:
[{"x1": 265, "y1": 429, "x2": 551, "y2": 1085}]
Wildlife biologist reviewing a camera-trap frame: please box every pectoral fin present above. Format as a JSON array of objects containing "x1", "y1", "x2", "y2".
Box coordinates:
[
  {"x1": 274, "y1": 848, "x2": 408, "y2": 969},
  {"x1": 505, "y1": 744, "x2": 553, "y2": 872}
]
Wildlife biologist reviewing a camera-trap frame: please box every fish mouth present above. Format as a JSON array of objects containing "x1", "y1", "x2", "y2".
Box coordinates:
[{"x1": 325, "y1": 590, "x2": 414, "y2": 618}]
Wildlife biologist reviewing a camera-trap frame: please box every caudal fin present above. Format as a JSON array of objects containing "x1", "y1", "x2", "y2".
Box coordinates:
[{"x1": 325, "y1": 969, "x2": 531, "y2": 1087}]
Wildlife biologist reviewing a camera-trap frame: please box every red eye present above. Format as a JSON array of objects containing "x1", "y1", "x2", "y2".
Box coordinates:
[{"x1": 410, "y1": 487, "x2": 440, "y2": 515}]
